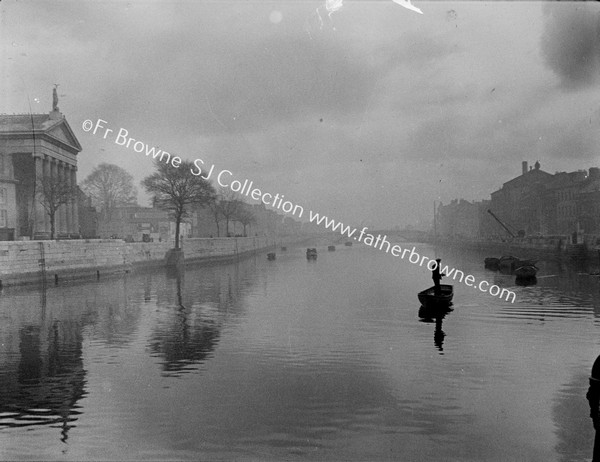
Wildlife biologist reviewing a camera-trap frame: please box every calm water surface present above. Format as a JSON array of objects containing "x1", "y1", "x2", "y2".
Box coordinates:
[{"x1": 1, "y1": 242, "x2": 600, "y2": 461}]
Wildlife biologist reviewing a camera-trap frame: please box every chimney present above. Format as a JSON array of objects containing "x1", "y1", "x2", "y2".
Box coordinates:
[{"x1": 522, "y1": 161, "x2": 528, "y2": 175}]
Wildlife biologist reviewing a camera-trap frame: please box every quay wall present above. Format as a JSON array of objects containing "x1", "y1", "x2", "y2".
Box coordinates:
[
  {"x1": 0, "y1": 236, "x2": 289, "y2": 287},
  {"x1": 433, "y1": 234, "x2": 600, "y2": 261}
]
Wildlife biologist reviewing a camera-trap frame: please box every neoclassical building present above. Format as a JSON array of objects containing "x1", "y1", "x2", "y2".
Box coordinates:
[{"x1": 0, "y1": 89, "x2": 81, "y2": 240}]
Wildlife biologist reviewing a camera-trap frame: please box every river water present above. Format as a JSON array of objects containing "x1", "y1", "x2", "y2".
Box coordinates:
[{"x1": 1, "y1": 241, "x2": 599, "y2": 461}]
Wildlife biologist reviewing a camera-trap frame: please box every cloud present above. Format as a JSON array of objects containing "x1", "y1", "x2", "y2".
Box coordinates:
[{"x1": 541, "y1": 2, "x2": 600, "y2": 89}]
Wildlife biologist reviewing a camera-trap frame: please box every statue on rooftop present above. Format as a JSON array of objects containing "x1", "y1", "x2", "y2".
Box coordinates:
[{"x1": 52, "y1": 84, "x2": 59, "y2": 112}]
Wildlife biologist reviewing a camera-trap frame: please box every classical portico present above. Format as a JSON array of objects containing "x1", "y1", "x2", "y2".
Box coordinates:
[{"x1": 0, "y1": 89, "x2": 82, "y2": 240}]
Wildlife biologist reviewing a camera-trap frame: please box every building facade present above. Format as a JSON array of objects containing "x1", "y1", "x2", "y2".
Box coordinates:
[
  {"x1": 0, "y1": 90, "x2": 81, "y2": 240},
  {"x1": 99, "y1": 206, "x2": 191, "y2": 242},
  {"x1": 488, "y1": 161, "x2": 554, "y2": 236},
  {"x1": 437, "y1": 161, "x2": 600, "y2": 241}
]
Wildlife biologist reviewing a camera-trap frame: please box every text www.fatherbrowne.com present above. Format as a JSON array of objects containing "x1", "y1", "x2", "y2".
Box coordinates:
[
  {"x1": 309, "y1": 210, "x2": 516, "y2": 304},
  {"x1": 81, "y1": 118, "x2": 515, "y2": 303}
]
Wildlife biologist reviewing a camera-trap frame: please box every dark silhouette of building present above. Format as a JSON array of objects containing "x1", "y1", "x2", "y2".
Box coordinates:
[{"x1": 0, "y1": 89, "x2": 82, "y2": 240}]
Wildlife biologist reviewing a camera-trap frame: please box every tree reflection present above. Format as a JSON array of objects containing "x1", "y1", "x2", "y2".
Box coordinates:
[
  {"x1": 147, "y1": 257, "x2": 261, "y2": 376},
  {"x1": 149, "y1": 268, "x2": 221, "y2": 375},
  {"x1": 0, "y1": 318, "x2": 87, "y2": 444}
]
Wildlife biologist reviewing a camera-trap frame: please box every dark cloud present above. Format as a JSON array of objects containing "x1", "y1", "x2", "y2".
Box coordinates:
[{"x1": 541, "y1": 2, "x2": 600, "y2": 89}]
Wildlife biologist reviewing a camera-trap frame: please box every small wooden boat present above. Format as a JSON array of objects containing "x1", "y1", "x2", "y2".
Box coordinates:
[
  {"x1": 328, "y1": 245, "x2": 336, "y2": 251},
  {"x1": 499, "y1": 255, "x2": 518, "y2": 272},
  {"x1": 496, "y1": 256, "x2": 538, "y2": 273},
  {"x1": 418, "y1": 284, "x2": 453, "y2": 308},
  {"x1": 344, "y1": 241, "x2": 353, "y2": 246},
  {"x1": 484, "y1": 257, "x2": 500, "y2": 270},
  {"x1": 515, "y1": 276, "x2": 537, "y2": 286},
  {"x1": 306, "y1": 248, "x2": 317, "y2": 259},
  {"x1": 267, "y1": 252, "x2": 276, "y2": 260},
  {"x1": 514, "y1": 265, "x2": 538, "y2": 278}
]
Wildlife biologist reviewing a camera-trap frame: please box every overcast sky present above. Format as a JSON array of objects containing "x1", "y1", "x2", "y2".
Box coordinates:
[{"x1": 1, "y1": 0, "x2": 599, "y2": 229}]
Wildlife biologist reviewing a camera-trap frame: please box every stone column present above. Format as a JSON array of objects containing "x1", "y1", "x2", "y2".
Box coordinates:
[
  {"x1": 50, "y1": 159, "x2": 58, "y2": 238},
  {"x1": 71, "y1": 166, "x2": 79, "y2": 235},
  {"x1": 58, "y1": 162, "x2": 66, "y2": 235},
  {"x1": 65, "y1": 164, "x2": 72, "y2": 234},
  {"x1": 34, "y1": 155, "x2": 45, "y2": 237},
  {"x1": 42, "y1": 156, "x2": 51, "y2": 233}
]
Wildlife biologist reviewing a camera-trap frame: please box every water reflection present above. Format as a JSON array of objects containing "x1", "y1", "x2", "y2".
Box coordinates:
[
  {"x1": 1, "y1": 245, "x2": 600, "y2": 460},
  {"x1": 515, "y1": 276, "x2": 537, "y2": 286},
  {"x1": 0, "y1": 290, "x2": 89, "y2": 443},
  {"x1": 553, "y1": 370, "x2": 594, "y2": 462},
  {"x1": 206, "y1": 353, "x2": 474, "y2": 458},
  {"x1": 148, "y1": 268, "x2": 222, "y2": 376},
  {"x1": 418, "y1": 305, "x2": 453, "y2": 354},
  {"x1": 144, "y1": 259, "x2": 260, "y2": 376}
]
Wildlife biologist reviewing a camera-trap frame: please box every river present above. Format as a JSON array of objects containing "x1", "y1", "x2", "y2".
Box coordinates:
[{"x1": 1, "y1": 241, "x2": 599, "y2": 461}]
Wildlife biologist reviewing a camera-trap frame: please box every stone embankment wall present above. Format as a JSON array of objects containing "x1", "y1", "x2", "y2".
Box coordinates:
[
  {"x1": 436, "y1": 234, "x2": 600, "y2": 260},
  {"x1": 0, "y1": 237, "x2": 283, "y2": 287}
]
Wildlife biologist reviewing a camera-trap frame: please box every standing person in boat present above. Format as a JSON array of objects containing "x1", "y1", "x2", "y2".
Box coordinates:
[
  {"x1": 587, "y1": 354, "x2": 600, "y2": 461},
  {"x1": 432, "y1": 258, "x2": 444, "y2": 295}
]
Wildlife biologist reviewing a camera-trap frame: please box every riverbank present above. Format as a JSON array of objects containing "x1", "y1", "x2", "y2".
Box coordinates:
[
  {"x1": 0, "y1": 236, "x2": 310, "y2": 287},
  {"x1": 432, "y1": 236, "x2": 600, "y2": 263}
]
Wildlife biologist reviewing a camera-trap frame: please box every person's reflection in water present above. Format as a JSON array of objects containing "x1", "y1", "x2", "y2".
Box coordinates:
[
  {"x1": 434, "y1": 317, "x2": 445, "y2": 352},
  {"x1": 587, "y1": 354, "x2": 600, "y2": 461},
  {"x1": 418, "y1": 305, "x2": 452, "y2": 354}
]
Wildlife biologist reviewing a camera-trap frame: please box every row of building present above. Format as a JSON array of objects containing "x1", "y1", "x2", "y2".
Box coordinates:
[
  {"x1": 87, "y1": 201, "x2": 312, "y2": 242},
  {"x1": 0, "y1": 94, "x2": 320, "y2": 242},
  {"x1": 436, "y1": 161, "x2": 600, "y2": 243}
]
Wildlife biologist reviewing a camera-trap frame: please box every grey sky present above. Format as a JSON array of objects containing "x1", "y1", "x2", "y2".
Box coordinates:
[{"x1": 2, "y1": 1, "x2": 599, "y2": 228}]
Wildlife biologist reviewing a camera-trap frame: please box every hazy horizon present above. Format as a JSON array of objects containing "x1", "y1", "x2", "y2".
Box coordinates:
[{"x1": 2, "y1": 0, "x2": 599, "y2": 229}]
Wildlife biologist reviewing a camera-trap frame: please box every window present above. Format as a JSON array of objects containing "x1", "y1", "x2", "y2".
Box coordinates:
[
  {"x1": 0, "y1": 210, "x2": 7, "y2": 228},
  {"x1": 0, "y1": 188, "x2": 6, "y2": 205},
  {"x1": 0, "y1": 156, "x2": 5, "y2": 176}
]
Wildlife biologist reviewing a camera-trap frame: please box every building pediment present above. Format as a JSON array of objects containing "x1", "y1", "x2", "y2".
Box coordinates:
[
  {"x1": 0, "y1": 113, "x2": 82, "y2": 153},
  {"x1": 46, "y1": 120, "x2": 82, "y2": 152}
]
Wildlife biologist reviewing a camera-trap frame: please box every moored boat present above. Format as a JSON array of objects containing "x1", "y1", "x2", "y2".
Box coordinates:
[
  {"x1": 344, "y1": 241, "x2": 353, "y2": 246},
  {"x1": 499, "y1": 255, "x2": 518, "y2": 272},
  {"x1": 492, "y1": 255, "x2": 538, "y2": 273},
  {"x1": 514, "y1": 265, "x2": 538, "y2": 278},
  {"x1": 418, "y1": 284, "x2": 453, "y2": 308},
  {"x1": 515, "y1": 275, "x2": 537, "y2": 286},
  {"x1": 306, "y1": 248, "x2": 317, "y2": 259},
  {"x1": 328, "y1": 245, "x2": 336, "y2": 251},
  {"x1": 484, "y1": 257, "x2": 500, "y2": 270}
]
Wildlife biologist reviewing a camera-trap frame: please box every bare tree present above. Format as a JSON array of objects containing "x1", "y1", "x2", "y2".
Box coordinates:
[
  {"x1": 218, "y1": 189, "x2": 241, "y2": 237},
  {"x1": 235, "y1": 207, "x2": 255, "y2": 237},
  {"x1": 81, "y1": 163, "x2": 137, "y2": 222},
  {"x1": 37, "y1": 176, "x2": 78, "y2": 239},
  {"x1": 205, "y1": 194, "x2": 223, "y2": 237},
  {"x1": 142, "y1": 160, "x2": 214, "y2": 249}
]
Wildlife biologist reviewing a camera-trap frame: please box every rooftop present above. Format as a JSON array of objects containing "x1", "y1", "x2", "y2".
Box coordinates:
[{"x1": 0, "y1": 113, "x2": 64, "y2": 133}]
